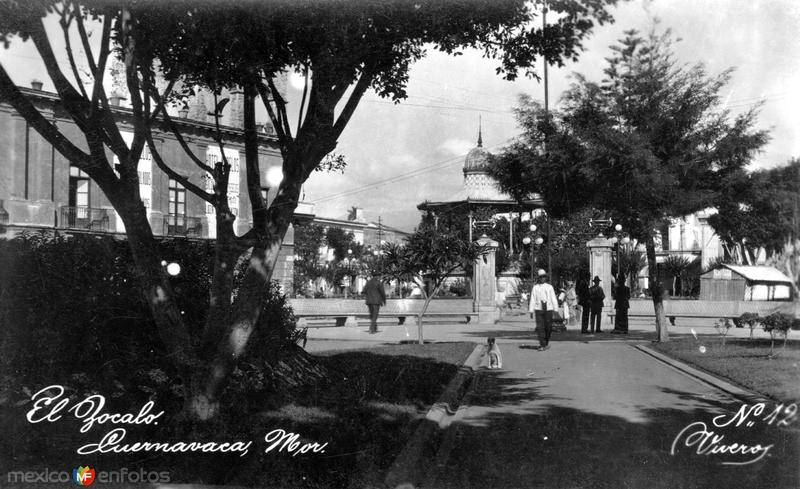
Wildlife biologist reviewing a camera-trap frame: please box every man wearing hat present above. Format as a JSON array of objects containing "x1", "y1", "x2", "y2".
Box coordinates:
[
  {"x1": 588, "y1": 276, "x2": 606, "y2": 333},
  {"x1": 528, "y1": 269, "x2": 560, "y2": 351}
]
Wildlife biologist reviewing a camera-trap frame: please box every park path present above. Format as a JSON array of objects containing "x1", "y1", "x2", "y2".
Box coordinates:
[{"x1": 421, "y1": 339, "x2": 799, "y2": 489}]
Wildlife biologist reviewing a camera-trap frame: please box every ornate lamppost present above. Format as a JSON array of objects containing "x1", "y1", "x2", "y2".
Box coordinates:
[
  {"x1": 522, "y1": 223, "x2": 545, "y2": 283},
  {"x1": 609, "y1": 224, "x2": 631, "y2": 284},
  {"x1": 341, "y1": 248, "x2": 358, "y2": 299}
]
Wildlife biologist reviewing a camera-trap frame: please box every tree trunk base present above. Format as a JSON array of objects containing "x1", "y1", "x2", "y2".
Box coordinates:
[{"x1": 265, "y1": 343, "x2": 333, "y2": 392}]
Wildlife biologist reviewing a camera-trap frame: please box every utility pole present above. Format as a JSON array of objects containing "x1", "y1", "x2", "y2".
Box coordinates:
[{"x1": 543, "y1": 1, "x2": 552, "y2": 278}]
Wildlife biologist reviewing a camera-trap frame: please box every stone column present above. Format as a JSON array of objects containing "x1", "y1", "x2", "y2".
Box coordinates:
[
  {"x1": 473, "y1": 235, "x2": 499, "y2": 324},
  {"x1": 587, "y1": 235, "x2": 613, "y2": 309}
]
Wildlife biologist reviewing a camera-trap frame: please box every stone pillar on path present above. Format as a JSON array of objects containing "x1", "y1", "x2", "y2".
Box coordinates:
[
  {"x1": 473, "y1": 235, "x2": 499, "y2": 324},
  {"x1": 587, "y1": 235, "x2": 613, "y2": 309}
]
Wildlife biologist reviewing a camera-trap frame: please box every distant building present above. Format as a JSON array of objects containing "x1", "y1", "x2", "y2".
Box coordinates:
[
  {"x1": 0, "y1": 81, "x2": 307, "y2": 290},
  {"x1": 656, "y1": 208, "x2": 723, "y2": 269},
  {"x1": 293, "y1": 206, "x2": 409, "y2": 296},
  {"x1": 700, "y1": 264, "x2": 793, "y2": 301}
]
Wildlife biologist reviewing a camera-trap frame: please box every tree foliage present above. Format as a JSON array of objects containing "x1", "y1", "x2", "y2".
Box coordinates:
[
  {"x1": 382, "y1": 226, "x2": 490, "y2": 342},
  {"x1": 709, "y1": 158, "x2": 800, "y2": 258},
  {"x1": 489, "y1": 27, "x2": 770, "y2": 341},
  {"x1": 292, "y1": 223, "x2": 325, "y2": 296},
  {"x1": 0, "y1": 0, "x2": 620, "y2": 416}
]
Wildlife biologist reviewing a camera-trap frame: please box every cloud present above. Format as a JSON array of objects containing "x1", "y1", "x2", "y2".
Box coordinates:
[{"x1": 438, "y1": 138, "x2": 474, "y2": 157}]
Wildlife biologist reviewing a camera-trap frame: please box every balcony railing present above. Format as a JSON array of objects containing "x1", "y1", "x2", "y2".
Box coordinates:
[
  {"x1": 164, "y1": 216, "x2": 204, "y2": 237},
  {"x1": 60, "y1": 206, "x2": 111, "y2": 232}
]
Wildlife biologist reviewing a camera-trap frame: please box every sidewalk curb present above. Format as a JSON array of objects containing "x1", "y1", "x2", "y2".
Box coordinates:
[
  {"x1": 634, "y1": 344, "x2": 767, "y2": 404},
  {"x1": 383, "y1": 344, "x2": 484, "y2": 489}
]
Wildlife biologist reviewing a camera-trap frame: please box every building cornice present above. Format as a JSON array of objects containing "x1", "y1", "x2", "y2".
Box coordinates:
[{"x1": 4, "y1": 86, "x2": 280, "y2": 147}]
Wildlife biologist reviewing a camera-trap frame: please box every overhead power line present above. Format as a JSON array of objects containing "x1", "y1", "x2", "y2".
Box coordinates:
[{"x1": 310, "y1": 138, "x2": 515, "y2": 204}]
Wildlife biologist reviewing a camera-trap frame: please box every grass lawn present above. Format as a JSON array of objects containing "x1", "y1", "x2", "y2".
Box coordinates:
[{"x1": 652, "y1": 336, "x2": 800, "y2": 403}]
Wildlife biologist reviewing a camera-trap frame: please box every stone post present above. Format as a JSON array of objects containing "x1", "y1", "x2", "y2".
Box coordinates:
[
  {"x1": 587, "y1": 235, "x2": 613, "y2": 309},
  {"x1": 473, "y1": 235, "x2": 499, "y2": 324}
]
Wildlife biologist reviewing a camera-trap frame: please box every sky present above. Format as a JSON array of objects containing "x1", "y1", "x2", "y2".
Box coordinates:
[
  {"x1": 2, "y1": 0, "x2": 798, "y2": 233},
  {"x1": 296, "y1": 0, "x2": 800, "y2": 232}
]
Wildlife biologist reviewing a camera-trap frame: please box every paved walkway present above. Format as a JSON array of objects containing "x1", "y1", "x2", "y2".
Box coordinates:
[{"x1": 306, "y1": 314, "x2": 799, "y2": 489}]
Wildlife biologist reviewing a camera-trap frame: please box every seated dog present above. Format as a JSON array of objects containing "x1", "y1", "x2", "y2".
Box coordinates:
[{"x1": 487, "y1": 337, "x2": 503, "y2": 369}]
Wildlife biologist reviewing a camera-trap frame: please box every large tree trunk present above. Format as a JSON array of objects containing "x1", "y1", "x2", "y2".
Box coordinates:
[
  {"x1": 201, "y1": 221, "x2": 241, "y2": 359},
  {"x1": 190, "y1": 240, "x2": 283, "y2": 420},
  {"x1": 111, "y1": 193, "x2": 196, "y2": 373},
  {"x1": 645, "y1": 235, "x2": 669, "y2": 342}
]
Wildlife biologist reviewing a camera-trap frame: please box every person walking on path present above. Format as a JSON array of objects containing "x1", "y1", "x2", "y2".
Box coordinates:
[
  {"x1": 528, "y1": 269, "x2": 559, "y2": 350},
  {"x1": 589, "y1": 276, "x2": 605, "y2": 333},
  {"x1": 612, "y1": 276, "x2": 631, "y2": 334},
  {"x1": 363, "y1": 272, "x2": 386, "y2": 334},
  {"x1": 576, "y1": 276, "x2": 591, "y2": 334}
]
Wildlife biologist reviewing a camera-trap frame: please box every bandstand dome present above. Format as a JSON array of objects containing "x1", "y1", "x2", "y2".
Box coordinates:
[{"x1": 464, "y1": 145, "x2": 490, "y2": 173}]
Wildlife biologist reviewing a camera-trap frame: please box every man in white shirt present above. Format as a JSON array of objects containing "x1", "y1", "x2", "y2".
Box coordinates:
[{"x1": 529, "y1": 269, "x2": 560, "y2": 351}]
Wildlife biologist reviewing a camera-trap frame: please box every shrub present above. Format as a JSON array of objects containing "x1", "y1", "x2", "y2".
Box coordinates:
[
  {"x1": 761, "y1": 312, "x2": 794, "y2": 355},
  {"x1": 714, "y1": 318, "x2": 733, "y2": 347},
  {"x1": 0, "y1": 231, "x2": 297, "y2": 415},
  {"x1": 446, "y1": 278, "x2": 468, "y2": 297},
  {"x1": 735, "y1": 312, "x2": 762, "y2": 339}
]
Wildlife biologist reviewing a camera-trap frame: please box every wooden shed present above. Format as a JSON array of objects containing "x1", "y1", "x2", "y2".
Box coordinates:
[{"x1": 699, "y1": 264, "x2": 793, "y2": 301}]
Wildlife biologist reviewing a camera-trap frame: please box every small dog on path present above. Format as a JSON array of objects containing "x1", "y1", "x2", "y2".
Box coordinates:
[{"x1": 487, "y1": 337, "x2": 503, "y2": 369}]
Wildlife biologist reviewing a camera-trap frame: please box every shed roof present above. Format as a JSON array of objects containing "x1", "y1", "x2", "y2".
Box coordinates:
[{"x1": 720, "y1": 264, "x2": 793, "y2": 284}]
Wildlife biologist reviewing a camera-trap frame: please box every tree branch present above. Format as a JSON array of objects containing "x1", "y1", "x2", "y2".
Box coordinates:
[
  {"x1": 91, "y1": 13, "x2": 129, "y2": 158},
  {"x1": 146, "y1": 82, "x2": 214, "y2": 174},
  {"x1": 29, "y1": 19, "x2": 91, "y2": 134},
  {"x1": 244, "y1": 82, "x2": 267, "y2": 230},
  {"x1": 74, "y1": 1, "x2": 98, "y2": 74},
  {"x1": 332, "y1": 65, "x2": 373, "y2": 139},
  {"x1": 256, "y1": 80, "x2": 291, "y2": 148},
  {"x1": 267, "y1": 77, "x2": 293, "y2": 142},
  {"x1": 60, "y1": 7, "x2": 88, "y2": 99},
  {"x1": 147, "y1": 77, "x2": 175, "y2": 122},
  {"x1": 297, "y1": 67, "x2": 309, "y2": 132},
  {"x1": 0, "y1": 65, "x2": 91, "y2": 170},
  {"x1": 145, "y1": 130, "x2": 215, "y2": 205}
]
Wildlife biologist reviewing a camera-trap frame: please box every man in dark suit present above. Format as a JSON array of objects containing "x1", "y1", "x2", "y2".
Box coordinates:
[
  {"x1": 612, "y1": 275, "x2": 631, "y2": 334},
  {"x1": 588, "y1": 276, "x2": 605, "y2": 333},
  {"x1": 363, "y1": 273, "x2": 386, "y2": 334},
  {"x1": 576, "y1": 276, "x2": 591, "y2": 334}
]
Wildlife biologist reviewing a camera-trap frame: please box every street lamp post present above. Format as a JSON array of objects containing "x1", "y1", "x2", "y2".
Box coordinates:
[
  {"x1": 609, "y1": 224, "x2": 631, "y2": 283},
  {"x1": 342, "y1": 248, "x2": 356, "y2": 299},
  {"x1": 522, "y1": 224, "x2": 545, "y2": 283}
]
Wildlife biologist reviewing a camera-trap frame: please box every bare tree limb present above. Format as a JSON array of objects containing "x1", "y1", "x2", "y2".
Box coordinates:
[
  {"x1": 74, "y1": 1, "x2": 98, "y2": 75},
  {"x1": 333, "y1": 65, "x2": 373, "y2": 139},
  {"x1": 147, "y1": 83, "x2": 215, "y2": 174},
  {"x1": 145, "y1": 129, "x2": 216, "y2": 204},
  {"x1": 59, "y1": 7, "x2": 88, "y2": 99},
  {"x1": 29, "y1": 19, "x2": 91, "y2": 133},
  {"x1": 120, "y1": 8, "x2": 147, "y2": 171},
  {"x1": 267, "y1": 77, "x2": 293, "y2": 142},
  {"x1": 90, "y1": 13, "x2": 129, "y2": 159},
  {"x1": 297, "y1": 66, "x2": 309, "y2": 132},
  {"x1": 256, "y1": 81, "x2": 290, "y2": 148},
  {"x1": 243, "y1": 81, "x2": 267, "y2": 230},
  {"x1": 0, "y1": 65, "x2": 93, "y2": 171},
  {"x1": 148, "y1": 77, "x2": 175, "y2": 122}
]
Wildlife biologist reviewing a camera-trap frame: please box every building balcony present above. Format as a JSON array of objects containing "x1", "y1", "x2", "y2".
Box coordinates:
[
  {"x1": 164, "y1": 216, "x2": 204, "y2": 237},
  {"x1": 60, "y1": 206, "x2": 112, "y2": 232}
]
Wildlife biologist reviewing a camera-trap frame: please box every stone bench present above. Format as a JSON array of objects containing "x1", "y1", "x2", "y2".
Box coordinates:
[
  {"x1": 288, "y1": 298, "x2": 478, "y2": 327},
  {"x1": 608, "y1": 299, "x2": 796, "y2": 325}
]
